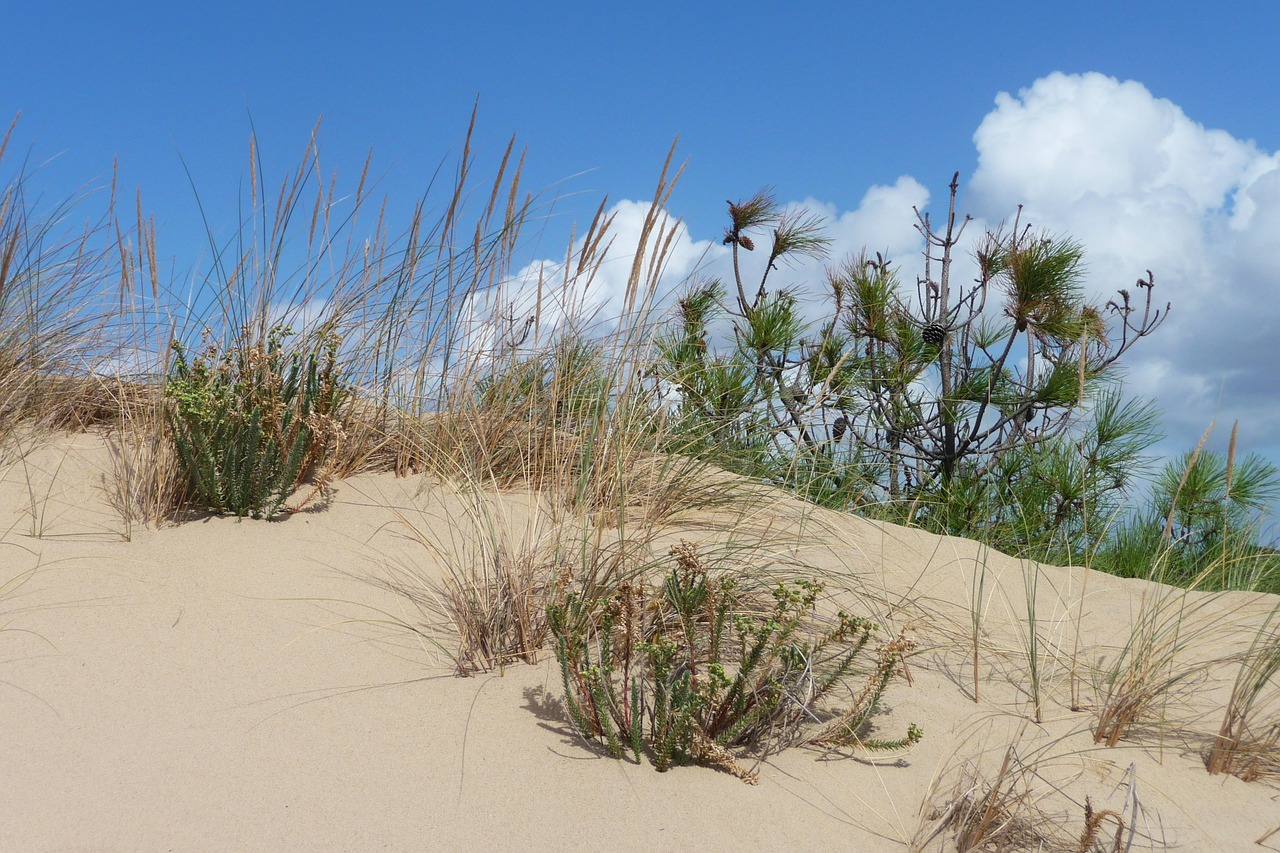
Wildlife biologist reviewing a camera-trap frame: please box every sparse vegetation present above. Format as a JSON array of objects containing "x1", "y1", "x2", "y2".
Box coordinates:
[
  {"x1": 4, "y1": 110, "x2": 1280, "y2": 853},
  {"x1": 547, "y1": 539, "x2": 920, "y2": 783},
  {"x1": 913, "y1": 721, "x2": 1166, "y2": 853}
]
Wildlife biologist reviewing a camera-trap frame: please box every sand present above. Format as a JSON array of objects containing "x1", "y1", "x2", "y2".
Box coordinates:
[{"x1": 2, "y1": 434, "x2": 1278, "y2": 851}]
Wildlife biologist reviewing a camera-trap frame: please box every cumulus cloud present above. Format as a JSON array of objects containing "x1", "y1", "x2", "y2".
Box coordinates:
[
  {"x1": 971, "y1": 72, "x2": 1255, "y2": 213},
  {"x1": 800, "y1": 176, "x2": 931, "y2": 262},
  {"x1": 967, "y1": 71, "x2": 1280, "y2": 457}
]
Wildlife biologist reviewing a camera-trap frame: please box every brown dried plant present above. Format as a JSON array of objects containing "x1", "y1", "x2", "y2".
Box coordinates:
[
  {"x1": 913, "y1": 723, "x2": 1154, "y2": 853},
  {"x1": 1077, "y1": 796, "x2": 1124, "y2": 853}
]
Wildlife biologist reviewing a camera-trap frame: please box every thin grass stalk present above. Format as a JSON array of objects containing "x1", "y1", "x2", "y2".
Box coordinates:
[
  {"x1": 1023, "y1": 559, "x2": 1044, "y2": 723},
  {"x1": 1070, "y1": 324, "x2": 1090, "y2": 711},
  {"x1": 1222, "y1": 419, "x2": 1238, "y2": 589},
  {"x1": 970, "y1": 543, "x2": 989, "y2": 703}
]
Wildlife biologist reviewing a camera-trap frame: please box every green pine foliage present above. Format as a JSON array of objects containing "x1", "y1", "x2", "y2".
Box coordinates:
[
  {"x1": 165, "y1": 324, "x2": 346, "y2": 519},
  {"x1": 1095, "y1": 448, "x2": 1280, "y2": 591},
  {"x1": 651, "y1": 176, "x2": 1280, "y2": 593},
  {"x1": 653, "y1": 182, "x2": 1170, "y2": 550}
]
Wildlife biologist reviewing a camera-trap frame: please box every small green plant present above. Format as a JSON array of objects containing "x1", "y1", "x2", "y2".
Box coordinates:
[
  {"x1": 1016, "y1": 558, "x2": 1047, "y2": 724},
  {"x1": 547, "y1": 540, "x2": 920, "y2": 783},
  {"x1": 165, "y1": 324, "x2": 346, "y2": 519}
]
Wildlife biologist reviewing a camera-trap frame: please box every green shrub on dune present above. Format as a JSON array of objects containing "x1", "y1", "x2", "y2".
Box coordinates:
[{"x1": 165, "y1": 324, "x2": 346, "y2": 519}]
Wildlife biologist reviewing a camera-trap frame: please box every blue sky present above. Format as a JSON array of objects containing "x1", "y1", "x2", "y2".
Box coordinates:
[
  {"x1": 6, "y1": 1, "x2": 1280, "y2": 508},
  {"x1": 9, "y1": 3, "x2": 1278, "y2": 226}
]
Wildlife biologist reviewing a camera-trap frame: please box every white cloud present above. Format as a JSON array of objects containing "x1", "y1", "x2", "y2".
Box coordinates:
[
  {"x1": 965, "y1": 72, "x2": 1280, "y2": 455},
  {"x1": 971, "y1": 72, "x2": 1256, "y2": 213},
  {"x1": 801, "y1": 176, "x2": 931, "y2": 262}
]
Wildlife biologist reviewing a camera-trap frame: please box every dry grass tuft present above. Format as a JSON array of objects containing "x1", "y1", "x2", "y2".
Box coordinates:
[
  {"x1": 1205, "y1": 601, "x2": 1280, "y2": 782},
  {"x1": 913, "y1": 722, "x2": 1160, "y2": 853},
  {"x1": 0, "y1": 116, "x2": 125, "y2": 460},
  {"x1": 102, "y1": 385, "x2": 186, "y2": 533},
  {"x1": 1090, "y1": 581, "x2": 1222, "y2": 748},
  {"x1": 376, "y1": 488, "x2": 565, "y2": 675},
  {"x1": 922, "y1": 734, "x2": 1054, "y2": 852}
]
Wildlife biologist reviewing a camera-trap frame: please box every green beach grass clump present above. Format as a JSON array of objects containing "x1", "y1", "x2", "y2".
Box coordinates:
[
  {"x1": 547, "y1": 540, "x2": 921, "y2": 783},
  {"x1": 165, "y1": 324, "x2": 346, "y2": 519}
]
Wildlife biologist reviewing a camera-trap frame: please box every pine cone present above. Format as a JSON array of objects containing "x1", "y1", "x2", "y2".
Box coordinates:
[{"x1": 923, "y1": 323, "x2": 946, "y2": 348}]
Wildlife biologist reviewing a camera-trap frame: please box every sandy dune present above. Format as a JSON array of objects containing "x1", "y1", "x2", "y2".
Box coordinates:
[{"x1": 2, "y1": 435, "x2": 1278, "y2": 851}]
